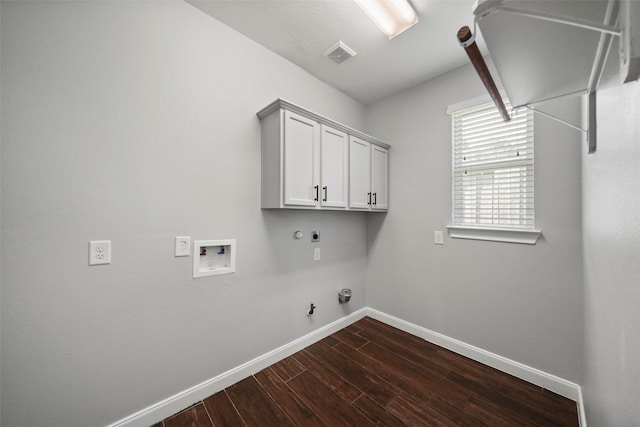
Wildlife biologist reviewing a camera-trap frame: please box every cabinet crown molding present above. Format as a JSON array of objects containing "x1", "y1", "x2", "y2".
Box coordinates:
[{"x1": 257, "y1": 98, "x2": 391, "y2": 150}]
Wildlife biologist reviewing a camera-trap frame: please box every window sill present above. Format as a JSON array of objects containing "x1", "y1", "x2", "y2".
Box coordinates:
[{"x1": 446, "y1": 226, "x2": 541, "y2": 245}]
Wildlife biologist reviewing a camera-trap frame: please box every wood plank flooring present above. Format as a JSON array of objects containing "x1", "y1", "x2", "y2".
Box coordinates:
[{"x1": 154, "y1": 317, "x2": 578, "y2": 426}]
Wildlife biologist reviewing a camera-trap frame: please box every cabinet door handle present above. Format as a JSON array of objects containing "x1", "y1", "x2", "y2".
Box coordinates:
[
  {"x1": 322, "y1": 186, "x2": 328, "y2": 202},
  {"x1": 314, "y1": 185, "x2": 319, "y2": 201},
  {"x1": 373, "y1": 193, "x2": 377, "y2": 206},
  {"x1": 367, "y1": 192, "x2": 372, "y2": 205}
]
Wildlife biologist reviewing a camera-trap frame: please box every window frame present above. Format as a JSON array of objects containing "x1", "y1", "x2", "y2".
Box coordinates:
[{"x1": 446, "y1": 96, "x2": 541, "y2": 245}]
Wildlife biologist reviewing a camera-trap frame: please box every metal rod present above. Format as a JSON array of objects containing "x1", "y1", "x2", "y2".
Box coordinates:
[
  {"x1": 457, "y1": 26, "x2": 511, "y2": 122},
  {"x1": 522, "y1": 105, "x2": 586, "y2": 133},
  {"x1": 493, "y1": 5, "x2": 621, "y2": 36},
  {"x1": 514, "y1": 88, "x2": 588, "y2": 109}
]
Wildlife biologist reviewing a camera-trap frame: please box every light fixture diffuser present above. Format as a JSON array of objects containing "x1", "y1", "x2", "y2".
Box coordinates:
[{"x1": 354, "y1": 0, "x2": 418, "y2": 39}]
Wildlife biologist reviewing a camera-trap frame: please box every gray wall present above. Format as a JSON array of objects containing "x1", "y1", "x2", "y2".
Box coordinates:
[
  {"x1": 0, "y1": 1, "x2": 3, "y2": 416},
  {"x1": 0, "y1": 2, "x2": 368, "y2": 426},
  {"x1": 582, "y1": 80, "x2": 640, "y2": 426},
  {"x1": 364, "y1": 64, "x2": 584, "y2": 382},
  {"x1": 5, "y1": 1, "x2": 636, "y2": 426}
]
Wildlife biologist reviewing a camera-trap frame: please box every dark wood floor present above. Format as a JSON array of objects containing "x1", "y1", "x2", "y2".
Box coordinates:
[{"x1": 153, "y1": 317, "x2": 578, "y2": 426}]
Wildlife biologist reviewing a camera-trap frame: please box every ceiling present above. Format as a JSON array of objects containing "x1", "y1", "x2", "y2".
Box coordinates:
[{"x1": 187, "y1": 0, "x2": 485, "y2": 105}]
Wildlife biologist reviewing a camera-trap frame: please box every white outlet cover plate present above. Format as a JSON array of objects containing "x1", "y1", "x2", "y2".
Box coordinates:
[
  {"x1": 314, "y1": 247, "x2": 321, "y2": 261},
  {"x1": 175, "y1": 236, "x2": 191, "y2": 257},
  {"x1": 89, "y1": 240, "x2": 111, "y2": 265},
  {"x1": 434, "y1": 231, "x2": 444, "y2": 245}
]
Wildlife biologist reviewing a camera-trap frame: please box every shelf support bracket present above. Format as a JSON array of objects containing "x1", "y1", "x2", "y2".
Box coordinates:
[
  {"x1": 586, "y1": 92, "x2": 597, "y2": 154},
  {"x1": 521, "y1": 95, "x2": 596, "y2": 154},
  {"x1": 521, "y1": 105, "x2": 587, "y2": 134}
]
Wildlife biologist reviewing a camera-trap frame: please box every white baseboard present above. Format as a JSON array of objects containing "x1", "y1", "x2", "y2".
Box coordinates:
[
  {"x1": 577, "y1": 386, "x2": 587, "y2": 427},
  {"x1": 107, "y1": 307, "x2": 585, "y2": 427},
  {"x1": 366, "y1": 308, "x2": 581, "y2": 400},
  {"x1": 106, "y1": 308, "x2": 368, "y2": 427}
]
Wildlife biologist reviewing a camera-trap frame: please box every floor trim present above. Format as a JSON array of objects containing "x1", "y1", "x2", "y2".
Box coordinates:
[
  {"x1": 577, "y1": 386, "x2": 588, "y2": 427},
  {"x1": 107, "y1": 307, "x2": 585, "y2": 427},
  {"x1": 106, "y1": 308, "x2": 368, "y2": 427}
]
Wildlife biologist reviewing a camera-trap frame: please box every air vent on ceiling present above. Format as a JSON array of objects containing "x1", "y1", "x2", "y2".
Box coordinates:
[{"x1": 323, "y1": 41, "x2": 357, "y2": 64}]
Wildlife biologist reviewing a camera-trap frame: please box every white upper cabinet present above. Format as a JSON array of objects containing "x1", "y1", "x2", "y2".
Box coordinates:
[
  {"x1": 320, "y1": 125, "x2": 348, "y2": 208},
  {"x1": 349, "y1": 137, "x2": 389, "y2": 211},
  {"x1": 258, "y1": 99, "x2": 390, "y2": 212},
  {"x1": 348, "y1": 137, "x2": 371, "y2": 210},
  {"x1": 371, "y1": 144, "x2": 389, "y2": 210},
  {"x1": 283, "y1": 110, "x2": 320, "y2": 207}
]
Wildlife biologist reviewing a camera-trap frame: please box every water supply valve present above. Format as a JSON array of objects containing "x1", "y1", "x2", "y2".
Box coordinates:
[{"x1": 307, "y1": 303, "x2": 316, "y2": 316}]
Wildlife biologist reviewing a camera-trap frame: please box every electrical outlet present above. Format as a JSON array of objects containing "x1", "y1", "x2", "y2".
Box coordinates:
[
  {"x1": 314, "y1": 247, "x2": 321, "y2": 261},
  {"x1": 89, "y1": 240, "x2": 111, "y2": 266},
  {"x1": 175, "y1": 236, "x2": 191, "y2": 257},
  {"x1": 434, "y1": 231, "x2": 444, "y2": 245}
]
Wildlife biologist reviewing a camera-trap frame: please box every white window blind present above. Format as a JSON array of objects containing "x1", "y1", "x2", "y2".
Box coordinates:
[{"x1": 452, "y1": 101, "x2": 534, "y2": 230}]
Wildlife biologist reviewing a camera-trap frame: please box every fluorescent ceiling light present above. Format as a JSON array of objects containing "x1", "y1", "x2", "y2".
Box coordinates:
[{"x1": 354, "y1": 0, "x2": 418, "y2": 39}]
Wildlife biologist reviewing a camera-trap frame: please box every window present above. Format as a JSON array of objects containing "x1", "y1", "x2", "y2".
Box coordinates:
[{"x1": 448, "y1": 99, "x2": 540, "y2": 244}]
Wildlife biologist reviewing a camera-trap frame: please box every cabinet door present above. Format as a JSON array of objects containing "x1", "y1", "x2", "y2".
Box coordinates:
[
  {"x1": 283, "y1": 111, "x2": 320, "y2": 207},
  {"x1": 371, "y1": 145, "x2": 389, "y2": 210},
  {"x1": 320, "y1": 125, "x2": 348, "y2": 208},
  {"x1": 349, "y1": 137, "x2": 371, "y2": 209}
]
